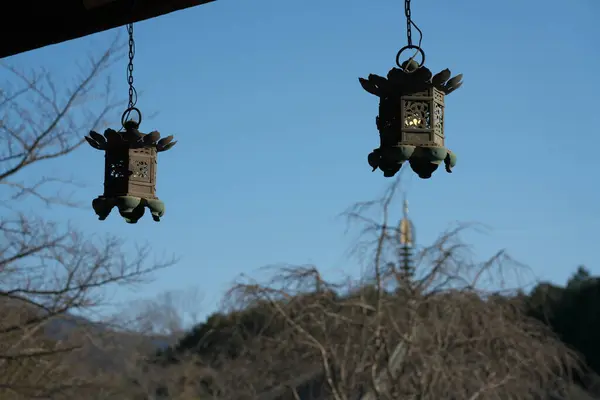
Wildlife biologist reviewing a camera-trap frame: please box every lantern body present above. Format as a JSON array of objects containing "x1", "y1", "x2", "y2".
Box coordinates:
[
  {"x1": 379, "y1": 86, "x2": 445, "y2": 148},
  {"x1": 360, "y1": 60, "x2": 462, "y2": 179},
  {"x1": 104, "y1": 146, "x2": 157, "y2": 199},
  {"x1": 85, "y1": 124, "x2": 176, "y2": 223}
]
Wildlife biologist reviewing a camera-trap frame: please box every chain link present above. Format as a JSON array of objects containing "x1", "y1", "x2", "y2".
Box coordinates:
[
  {"x1": 126, "y1": 23, "x2": 137, "y2": 110},
  {"x1": 405, "y1": 0, "x2": 412, "y2": 46},
  {"x1": 397, "y1": 0, "x2": 424, "y2": 68}
]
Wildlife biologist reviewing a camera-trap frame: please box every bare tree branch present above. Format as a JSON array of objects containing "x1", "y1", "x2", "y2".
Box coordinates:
[
  {"x1": 0, "y1": 35, "x2": 179, "y2": 399},
  {"x1": 0, "y1": 34, "x2": 124, "y2": 208}
]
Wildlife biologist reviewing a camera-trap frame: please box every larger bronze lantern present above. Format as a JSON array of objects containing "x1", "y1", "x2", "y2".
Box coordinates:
[
  {"x1": 359, "y1": 0, "x2": 463, "y2": 179},
  {"x1": 85, "y1": 23, "x2": 176, "y2": 224}
]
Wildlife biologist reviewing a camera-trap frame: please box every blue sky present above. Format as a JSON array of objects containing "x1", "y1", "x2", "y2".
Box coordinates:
[{"x1": 4, "y1": 0, "x2": 599, "y2": 320}]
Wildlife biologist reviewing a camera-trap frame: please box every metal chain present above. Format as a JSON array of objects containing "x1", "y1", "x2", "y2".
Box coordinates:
[
  {"x1": 126, "y1": 23, "x2": 137, "y2": 109},
  {"x1": 404, "y1": 0, "x2": 413, "y2": 46},
  {"x1": 396, "y1": 0, "x2": 424, "y2": 69}
]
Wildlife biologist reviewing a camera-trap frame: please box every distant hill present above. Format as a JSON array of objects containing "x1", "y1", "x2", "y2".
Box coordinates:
[{"x1": 44, "y1": 313, "x2": 173, "y2": 349}]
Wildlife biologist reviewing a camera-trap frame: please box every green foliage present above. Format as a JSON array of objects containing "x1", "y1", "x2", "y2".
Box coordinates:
[
  {"x1": 526, "y1": 266, "x2": 600, "y2": 385},
  {"x1": 567, "y1": 266, "x2": 593, "y2": 290}
]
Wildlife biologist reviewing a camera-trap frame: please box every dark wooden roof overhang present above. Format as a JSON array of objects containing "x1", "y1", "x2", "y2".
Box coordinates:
[{"x1": 0, "y1": 0, "x2": 215, "y2": 59}]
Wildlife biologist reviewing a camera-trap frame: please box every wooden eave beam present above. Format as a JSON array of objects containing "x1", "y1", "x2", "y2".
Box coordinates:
[{"x1": 0, "y1": 0, "x2": 215, "y2": 59}]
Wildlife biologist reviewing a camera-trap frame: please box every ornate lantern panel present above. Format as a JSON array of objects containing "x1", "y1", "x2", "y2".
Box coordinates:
[
  {"x1": 360, "y1": 54, "x2": 462, "y2": 179},
  {"x1": 85, "y1": 119, "x2": 176, "y2": 223},
  {"x1": 104, "y1": 146, "x2": 157, "y2": 199}
]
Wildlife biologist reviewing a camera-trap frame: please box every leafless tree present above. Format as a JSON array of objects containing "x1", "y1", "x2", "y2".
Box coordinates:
[
  {"x1": 0, "y1": 36, "x2": 176, "y2": 399},
  {"x1": 116, "y1": 287, "x2": 204, "y2": 338},
  {"x1": 225, "y1": 178, "x2": 581, "y2": 400}
]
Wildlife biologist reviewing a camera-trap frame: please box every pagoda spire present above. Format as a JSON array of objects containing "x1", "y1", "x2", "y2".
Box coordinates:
[{"x1": 399, "y1": 197, "x2": 415, "y2": 281}]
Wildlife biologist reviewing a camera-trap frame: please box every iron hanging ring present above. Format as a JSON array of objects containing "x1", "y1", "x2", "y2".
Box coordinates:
[
  {"x1": 121, "y1": 107, "x2": 142, "y2": 128},
  {"x1": 395, "y1": 45, "x2": 426, "y2": 71}
]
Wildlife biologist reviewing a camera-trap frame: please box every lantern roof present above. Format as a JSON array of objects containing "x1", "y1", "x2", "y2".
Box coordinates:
[{"x1": 0, "y1": 0, "x2": 215, "y2": 59}]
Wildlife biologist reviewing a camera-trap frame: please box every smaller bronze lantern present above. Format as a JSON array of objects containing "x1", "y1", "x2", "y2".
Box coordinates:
[
  {"x1": 86, "y1": 23, "x2": 177, "y2": 224},
  {"x1": 85, "y1": 108, "x2": 177, "y2": 223},
  {"x1": 360, "y1": 46, "x2": 462, "y2": 179}
]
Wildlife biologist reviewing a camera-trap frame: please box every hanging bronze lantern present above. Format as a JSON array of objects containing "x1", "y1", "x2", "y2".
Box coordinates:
[
  {"x1": 86, "y1": 109, "x2": 176, "y2": 223},
  {"x1": 85, "y1": 24, "x2": 177, "y2": 223},
  {"x1": 359, "y1": 1, "x2": 462, "y2": 179}
]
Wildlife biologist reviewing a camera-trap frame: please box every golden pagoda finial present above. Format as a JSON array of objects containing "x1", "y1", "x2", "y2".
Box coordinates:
[{"x1": 399, "y1": 197, "x2": 414, "y2": 246}]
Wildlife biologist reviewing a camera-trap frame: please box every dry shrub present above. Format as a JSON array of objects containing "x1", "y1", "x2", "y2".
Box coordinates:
[{"x1": 223, "y1": 179, "x2": 579, "y2": 400}]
